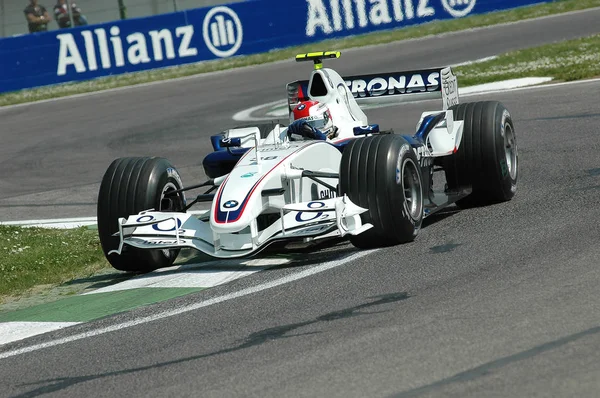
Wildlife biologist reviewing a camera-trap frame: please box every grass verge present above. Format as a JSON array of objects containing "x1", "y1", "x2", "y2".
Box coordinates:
[
  {"x1": 0, "y1": 226, "x2": 112, "y2": 305},
  {"x1": 1, "y1": 0, "x2": 599, "y2": 106},
  {"x1": 455, "y1": 34, "x2": 600, "y2": 86}
]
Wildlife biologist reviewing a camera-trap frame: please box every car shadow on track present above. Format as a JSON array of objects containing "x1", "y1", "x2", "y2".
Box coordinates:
[
  {"x1": 172, "y1": 206, "x2": 465, "y2": 274},
  {"x1": 423, "y1": 206, "x2": 461, "y2": 228},
  {"x1": 13, "y1": 292, "x2": 412, "y2": 397},
  {"x1": 62, "y1": 271, "x2": 135, "y2": 292}
]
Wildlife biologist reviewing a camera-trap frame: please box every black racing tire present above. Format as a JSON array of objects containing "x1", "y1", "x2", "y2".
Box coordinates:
[
  {"x1": 97, "y1": 157, "x2": 186, "y2": 273},
  {"x1": 443, "y1": 101, "x2": 518, "y2": 207},
  {"x1": 339, "y1": 135, "x2": 424, "y2": 249}
]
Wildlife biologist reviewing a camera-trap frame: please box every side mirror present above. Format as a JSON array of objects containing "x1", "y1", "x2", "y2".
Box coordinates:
[{"x1": 219, "y1": 137, "x2": 242, "y2": 148}]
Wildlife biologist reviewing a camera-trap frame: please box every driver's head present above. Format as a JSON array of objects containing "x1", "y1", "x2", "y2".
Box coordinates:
[{"x1": 292, "y1": 100, "x2": 333, "y2": 135}]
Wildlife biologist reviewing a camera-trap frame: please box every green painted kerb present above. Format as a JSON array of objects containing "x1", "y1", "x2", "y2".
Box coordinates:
[{"x1": 0, "y1": 287, "x2": 203, "y2": 323}]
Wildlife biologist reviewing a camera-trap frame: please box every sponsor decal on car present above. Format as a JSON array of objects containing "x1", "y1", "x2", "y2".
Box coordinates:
[
  {"x1": 142, "y1": 239, "x2": 188, "y2": 245},
  {"x1": 223, "y1": 200, "x2": 239, "y2": 209},
  {"x1": 344, "y1": 71, "x2": 441, "y2": 98},
  {"x1": 290, "y1": 223, "x2": 332, "y2": 235},
  {"x1": 151, "y1": 218, "x2": 185, "y2": 233},
  {"x1": 248, "y1": 156, "x2": 279, "y2": 162},
  {"x1": 133, "y1": 215, "x2": 187, "y2": 234},
  {"x1": 295, "y1": 201, "x2": 329, "y2": 222},
  {"x1": 295, "y1": 212, "x2": 330, "y2": 222},
  {"x1": 136, "y1": 215, "x2": 155, "y2": 223}
]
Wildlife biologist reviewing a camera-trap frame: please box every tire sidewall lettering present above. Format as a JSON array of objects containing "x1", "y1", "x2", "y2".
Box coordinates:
[
  {"x1": 396, "y1": 146, "x2": 422, "y2": 227},
  {"x1": 499, "y1": 109, "x2": 517, "y2": 187},
  {"x1": 403, "y1": 159, "x2": 422, "y2": 226},
  {"x1": 166, "y1": 167, "x2": 184, "y2": 189},
  {"x1": 396, "y1": 144, "x2": 412, "y2": 185}
]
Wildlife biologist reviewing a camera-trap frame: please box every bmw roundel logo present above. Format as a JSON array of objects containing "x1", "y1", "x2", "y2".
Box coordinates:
[
  {"x1": 297, "y1": 103, "x2": 306, "y2": 111},
  {"x1": 223, "y1": 200, "x2": 239, "y2": 209}
]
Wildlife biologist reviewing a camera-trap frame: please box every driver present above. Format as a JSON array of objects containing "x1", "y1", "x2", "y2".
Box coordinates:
[{"x1": 287, "y1": 100, "x2": 338, "y2": 141}]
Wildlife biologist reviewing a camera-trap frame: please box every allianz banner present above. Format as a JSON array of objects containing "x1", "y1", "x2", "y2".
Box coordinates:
[{"x1": 0, "y1": 0, "x2": 546, "y2": 93}]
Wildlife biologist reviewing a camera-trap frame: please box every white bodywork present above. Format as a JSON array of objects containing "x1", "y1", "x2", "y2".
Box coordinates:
[
  {"x1": 109, "y1": 63, "x2": 464, "y2": 258},
  {"x1": 110, "y1": 139, "x2": 370, "y2": 258},
  {"x1": 416, "y1": 109, "x2": 464, "y2": 156}
]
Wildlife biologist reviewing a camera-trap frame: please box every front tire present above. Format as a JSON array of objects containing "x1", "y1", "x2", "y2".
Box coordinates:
[
  {"x1": 340, "y1": 135, "x2": 424, "y2": 248},
  {"x1": 443, "y1": 101, "x2": 518, "y2": 207},
  {"x1": 97, "y1": 157, "x2": 186, "y2": 273}
]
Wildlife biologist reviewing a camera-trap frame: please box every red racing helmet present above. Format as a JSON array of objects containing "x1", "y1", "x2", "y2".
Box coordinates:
[{"x1": 291, "y1": 100, "x2": 334, "y2": 135}]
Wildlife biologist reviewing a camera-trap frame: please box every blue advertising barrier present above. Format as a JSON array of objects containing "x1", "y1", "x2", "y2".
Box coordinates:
[{"x1": 0, "y1": 0, "x2": 548, "y2": 94}]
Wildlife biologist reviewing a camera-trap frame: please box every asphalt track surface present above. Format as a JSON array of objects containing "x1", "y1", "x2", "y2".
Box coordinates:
[
  {"x1": 2, "y1": 8, "x2": 600, "y2": 221},
  {"x1": 1, "y1": 9, "x2": 600, "y2": 398}
]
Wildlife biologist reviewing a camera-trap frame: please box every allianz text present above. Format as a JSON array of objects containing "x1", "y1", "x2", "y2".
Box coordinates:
[{"x1": 56, "y1": 25, "x2": 197, "y2": 76}]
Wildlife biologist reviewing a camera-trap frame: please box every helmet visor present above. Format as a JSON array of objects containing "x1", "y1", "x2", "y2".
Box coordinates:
[{"x1": 305, "y1": 117, "x2": 328, "y2": 130}]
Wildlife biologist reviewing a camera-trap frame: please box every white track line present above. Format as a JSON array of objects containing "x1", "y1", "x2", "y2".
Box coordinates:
[
  {"x1": 0, "y1": 250, "x2": 375, "y2": 359},
  {"x1": 0, "y1": 322, "x2": 80, "y2": 346},
  {"x1": 0, "y1": 217, "x2": 97, "y2": 229},
  {"x1": 451, "y1": 56, "x2": 498, "y2": 67},
  {"x1": 84, "y1": 257, "x2": 290, "y2": 294},
  {"x1": 0, "y1": 257, "x2": 290, "y2": 347},
  {"x1": 462, "y1": 76, "x2": 600, "y2": 96}
]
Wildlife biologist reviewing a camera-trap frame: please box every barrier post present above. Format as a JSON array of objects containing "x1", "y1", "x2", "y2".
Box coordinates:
[
  {"x1": 66, "y1": 0, "x2": 75, "y2": 29},
  {"x1": 118, "y1": 0, "x2": 127, "y2": 19},
  {"x1": 0, "y1": 0, "x2": 5, "y2": 38}
]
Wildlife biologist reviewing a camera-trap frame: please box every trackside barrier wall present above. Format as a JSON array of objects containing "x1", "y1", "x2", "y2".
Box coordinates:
[{"x1": 0, "y1": 0, "x2": 547, "y2": 94}]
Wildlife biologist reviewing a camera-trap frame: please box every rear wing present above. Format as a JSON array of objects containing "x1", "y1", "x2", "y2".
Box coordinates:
[{"x1": 287, "y1": 66, "x2": 459, "y2": 112}]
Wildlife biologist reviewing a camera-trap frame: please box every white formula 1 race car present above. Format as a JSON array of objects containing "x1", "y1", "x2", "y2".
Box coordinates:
[{"x1": 97, "y1": 51, "x2": 518, "y2": 273}]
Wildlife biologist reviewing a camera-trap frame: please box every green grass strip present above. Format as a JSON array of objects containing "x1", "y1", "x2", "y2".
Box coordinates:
[
  {"x1": 0, "y1": 226, "x2": 111, "y2": 301},
  {"x1": 1, "y1": 0, "x2": 599, "y2": 106},
  {"x1": 0, "y1": 287, "x2": 203, "y2": 322}
]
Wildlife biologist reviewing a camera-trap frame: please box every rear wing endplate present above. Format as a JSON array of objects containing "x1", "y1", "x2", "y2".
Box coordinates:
[{"x1": 287, "y1": 66, "x2": 459, "y2": 112}]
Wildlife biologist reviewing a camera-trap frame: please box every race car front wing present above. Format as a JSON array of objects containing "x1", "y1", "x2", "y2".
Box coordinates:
[{"x1": 108, "y1": 195, "x2": 372, "y2": 259}]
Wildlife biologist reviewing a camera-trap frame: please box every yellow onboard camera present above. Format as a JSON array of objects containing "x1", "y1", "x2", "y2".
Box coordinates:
[{"x1": 295, "y1": 51, "x2": 341, "y2": 70}]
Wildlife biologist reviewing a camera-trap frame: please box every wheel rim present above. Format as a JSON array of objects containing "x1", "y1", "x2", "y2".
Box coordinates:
[
  {"x1": 504, "y1": 123, "x2": 518, "y2": 180},
  {"x1": 160, "y1": 182, "x2": 182, "y2": 212},
  {"x1": 402, "y1": 158, "x2": 423, "y2": 220},
  {"x1": 159, "y1": 182, "x2": 182, "y2": 257}
]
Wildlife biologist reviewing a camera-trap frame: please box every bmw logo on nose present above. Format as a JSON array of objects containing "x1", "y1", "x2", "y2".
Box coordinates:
[{"x1": 223, "y1": 200, "x2": 239, "y2": 209}]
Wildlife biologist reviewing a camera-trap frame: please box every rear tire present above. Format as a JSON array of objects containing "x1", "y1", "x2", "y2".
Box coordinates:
[
  {"x1": 97, "y1": 157, "x2": 186, "y2": 273},
  {"x1": 340, "y1": 135, "x2": 424, "y2": 249},
  {"x1": 443, "y1": 101, "x2": 518, "y2": 207}
]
